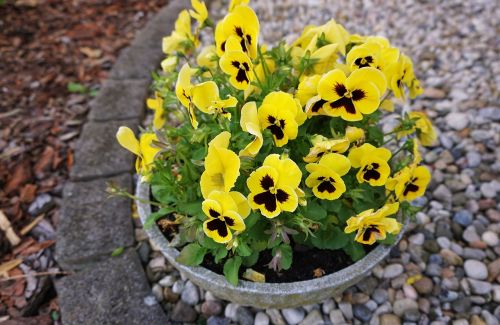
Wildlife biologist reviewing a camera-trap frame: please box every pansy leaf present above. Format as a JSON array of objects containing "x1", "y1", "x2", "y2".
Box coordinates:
[
  {"x1": 311, "y1": 226, "x2": 349, "y2": 250},
  {"x1": 303, "y1": 200, "x2": 327, "y2": 221},
  {"x1": 378, "y1": 233, "x2": 397, "y2": 245},
  {"x1": 344, "y1": 240, "x2": 366, "y2": 261},
  {"x1": 242, "y1": 251, "x2": 260, "y2": 267},
  {"x1": 213, "y1": 246, "x2": 228, "y2": 263},
  {"x1": 236, "y1": 242, "x2": 253, "y2": 257},
  {"x1": 367, "y1": 125, "x2": 384, "y2": 146},
  {"x1": 177, "y1": 201, "x2": 204, "y2": 218},
  {"x1": 324, "y1": 200, "x2": 342, "y2": 213},
  {"x1": 223, "y1": 256, "x2": 242, "y2": 286},
  {"x1": 176, "y1": 243, "x2": 207, "y2": 266},
  {"x1": 144, "y1": 207, "x2": 175, "y2": 229},
  {"x1": 191, "y1": 147, "x2": 207, "y2": 160}
]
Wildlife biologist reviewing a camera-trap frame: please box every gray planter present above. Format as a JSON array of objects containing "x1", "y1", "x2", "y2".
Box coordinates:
[{"x1": 136, "y1": 179, "x2": 406, "y2": 308}]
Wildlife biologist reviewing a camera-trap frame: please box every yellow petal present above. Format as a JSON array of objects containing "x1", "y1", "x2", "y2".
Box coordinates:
[
  {"x1": 318, "y1": 69, "x2": 347, "y2": 101},
  {"x1": 347, "y1": 67, "x2": 387, "y2": 95},
  {"x1": 161, "y1": 56, "x2": 178, "y2": 72},
  {"x1": 116, "y1": 126, "x2": 140, "y2": 156},
  {"x1": 240, "y1": 102, "x2": 263, "y2": 157},
  {"x1": 219, "y1": 50, "x2": 253, "y2": 90},
  {"x1": 203, "y1": 218, "x2": 232, "y2": 243},
  {"x1": 191, "y1": 81, "x2": 219, "y2": 114},
  {"x1": 229, "y1": 191, "x2": 251, "y2": 219},
  {"x1": 263, "y1": 154, "x2": 302, "y2": 189},
  {"x1": 317, "y1": 153, "x2": 351, "y2": 176}
]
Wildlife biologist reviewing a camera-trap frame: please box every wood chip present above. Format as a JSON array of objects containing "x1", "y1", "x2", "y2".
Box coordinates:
[
  {"x1": 0, "y1": 210, "x2": 21, "y2": 246},
  {"x1": 20, "y1": 214, "x2": 45, "y2": 236},
  {"x1": 0, "y1": 259, "x2": 23, "y2": 277}
]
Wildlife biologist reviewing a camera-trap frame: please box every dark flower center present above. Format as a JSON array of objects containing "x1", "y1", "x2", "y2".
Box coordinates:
[
  {"x1": 266, "y1": 115, "x2": 286, "y2": 140},
  {"x1": 362, "y1": 163, "x2": 381, "y2": 181},
  {"x1": 231, "y1": 61, "x2": 250, "y2": 83}
]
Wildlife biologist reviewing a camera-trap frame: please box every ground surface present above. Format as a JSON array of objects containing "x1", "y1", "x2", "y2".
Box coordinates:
[
  {"x1": 0, "y1": 0, "x2": 166, "y2": 322},
  {"x1": 136, "y1": 0, "x2": 500, "y2": 324}
]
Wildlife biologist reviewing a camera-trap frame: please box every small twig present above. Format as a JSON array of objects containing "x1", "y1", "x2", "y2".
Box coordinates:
[
  {"x1": 20, "y1": 214, "x2": 45, "y2": 236},
  {"x1": 0, "y1": 210, "x2": 21, "y2": 246},
  {"x1": 0, "y1": 270, "x2": 72, "y2": 283}
]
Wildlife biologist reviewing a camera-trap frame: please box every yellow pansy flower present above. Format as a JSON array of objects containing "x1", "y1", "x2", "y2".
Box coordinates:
[
  {"x1": 116, "y1": 127, "x2": 160, "y2": 180},
  {"x1": 348, "y1": 143, "x2": 392, "y2": 186},
  {"x1": 189, "y1": 0, "x2": 208, "y2": 26},
  {"x1": 397, "y1": 111, "x2": 437, "y2": 146},
  {"x1": 162, "y1": 10, "x2": 197, "y2": 55},
  {"x1": 146, "y1": 92, "x2": 166, "y2": 130},
  {"x1": 345, "y1": 202, "x2": 401, "y2": 245},
  {"x1": 175, "y1": 63, "x2": 198, "y2": 129},
  {"x1": 296, "y1": 74, "x2": 321, "y2": 107},
  {"x1": 292, "y1": 43, "x2": 339, "y2": 75},
  {"x1": 191, "y1": 81, "x2": 237, "y2": 119},
  {"x1": 303, "y1": 135, "x2": 350, "y2": 163},
  {"x1": 200, "y1": 131, "x2": 240, "y2": 198},
  {"x1": 389, "y1": 54, "x2": 423, "y2": 100},
  {"x1": 196, "y1": 45, "x2": 218, "y2": 71},
  {"x1": 219, "y1": 37, "x2": 254, "y2": 90},
  {"x1": 215, "y1": 5, "x2": 259, "y2": 59},
  {"x1": 247, "y1": 154, "x2": 302, "y2": 218},
  {"x1": 386, "y1": 164, "x2": 431, "y2": 202},
  {"x1": 258, "y1": 91, "x2": 306, "y2": 147},
  {"x1": 317, "y1": 67, "x2": 387, "y2": 121},
  {"x1": 346, "y1": 42, "x2": 381, "y2": 70},
  {"x1": 202, "y1": 191, "x2": 249, "y2": 244},
  {"x1": 305, "y1": 153, "x2": 351, "y2": 200},
  {"x1": 161, "y1": 56, "x2": 177, "y2": 72},
  {"x1": 293, "y1": 19, "x2": 350, "y2": 55},
  {"x1": 228, "y1": 0, "x2": 250, "y2": 12},
  {"x1": 345, "y1": 126, "x2": 365, "y2": 146},
  {"x1": 239, "y1": 102, "x2": 263, "y2": 157}
]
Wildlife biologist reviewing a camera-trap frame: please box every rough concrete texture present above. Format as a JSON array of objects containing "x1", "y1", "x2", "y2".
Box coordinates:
[
  {"x1": 109, "y1": 45, "x2": 163, "y2": 80},
  {"x1": 56, "y1": 174, "x2": 134, "y2": 270},
  {"x1": 88, "y1": 79, "x2": 150, "y2": 122},
  {"x1": 69, "y1": 119, "x2": 137, "y2": 181},
  {"x1": 56, "y1": 249, "x2": 169, "y2": 325}
]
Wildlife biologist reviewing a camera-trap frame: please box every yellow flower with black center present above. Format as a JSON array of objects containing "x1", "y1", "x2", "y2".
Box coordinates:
[
  {"x1": 348, "y1": 143, "x2": 392, "y2": 186},
  {"x1": 146, "y1": 92, "x2": 166, "y2": 130},
  {"x1": 258, "y1": 91, "x2": 306, "y2": 147},
  {"x1": 116, "y1": 127, "x2": 160, "y2": 180},
  {"x1": 397, "y1": 111, "x2": 437, "y2": 147},
  {"x1": 189, "y1": 0, "x2": 208, "y2": 26},
  {"x1": 247, "y1": 154, "x2": 302, "y2": 218},
  {"x1": 305, "y1": 153, "x2": 351, "y2": 200},
  {"x1": 318, "y1": 67, "x2": 387, "y2": 121},
  {"x1": 346, "y1": 42, "x2": 381, "y2": 70},
  {"x1": 162, "y1": 10, "x2": 197, "y2": 55},
  {"x1": 200, "y1": 132, "x2": 240, "y2": 198},
  {"x1": 303, "y1": 135, "x2": 350, "y2": 163},
  {"x1": 386, "y1": 165, "x2": 431, "y2": 202},
  {"x1": 239, "y1": 102, "x2": 263, "y2": 157},
  {"x1": 215, "y1": 5, "x2": 259, "y2": 59},
  {"x1": 202, "y1": 191, "x2": 250, "y2": 244},
  {"x1": 219, "y1": 37, "x2": 254, "y2": 90},
  {"x1": 175, "y1": 63, "x2": 198, "y2": 129},
  {"x1": 345, "y1": 202, "x2": 401, "y2": 245},
  {"x1": 191, "y1": 81, "x2": 237, "y2": 119}
]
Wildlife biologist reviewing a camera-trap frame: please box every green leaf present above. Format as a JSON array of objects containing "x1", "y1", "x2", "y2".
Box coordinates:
[
  {"x1": 111, "y1": 247, "x2": 124, "y2": 257},
  {"x1": 177, "y1": 201, "x2": 203, "y2": 217},
  {"x1": 144, "y1": 207, "x2": 175, "y2": 228},
  {"x1": 303, "y1": 200, "x2": 327, "y2": 221},
  {"x1": 324, "y1": 200, "x2": 342, "y2": 213},
  {"x1": 223, "y1": 256, "x2": 242, "y2": 286},
  {"x1": 67, "y1": 82, "x2": 88, "y2": 94},
  {"x1": 213, "y1": 247, "x2": 228, "y2": 263},
  {"x1": 378, "y1": 233, "x2": 396, "y2": 245},
  {"x1": 176, "y1": 243, "x2": 206, "y2": 266},
  {"x1": 311, "y1": 226, "x2": 349, "y2": 250},
  {"x1": 242, "y1": 251, "x2": 260, "y2": 267},
  {"x1": 344, "y1": 241, "x2": 366, "y2": 261},
  {"x1": 236, "y1": 242, "x2": 252, "y2": 257},
  {"x1": 367, "y1": 125, "x2": 384, "y2": 146},
  {"x1": 191, "y1": 147, "x2": 207, "y2": 160}
]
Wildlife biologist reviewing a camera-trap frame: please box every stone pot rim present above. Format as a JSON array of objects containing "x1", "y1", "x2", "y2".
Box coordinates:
[{"x1": 136, "y1": 178, "x2": 406, "y2": 308}]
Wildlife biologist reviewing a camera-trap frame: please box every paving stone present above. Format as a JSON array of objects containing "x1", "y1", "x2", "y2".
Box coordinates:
[
  {"x1": 55, "y1": 249, "x2": 168, "y2": 325},
  {"x1": 109, "y1": 45, "x2": 163, "y2": 80},
  {"x1": 131, "y1": 1, "x2": 190, "y2": 48},
  {"x1": 88, "y1": 79, "x2": 149, "y2": 122},
  {"x1": 55, "y1": 174, "x2": 134, "y2": 269},
  {"x1": 70, "y1": 119, "x2": 137, "y2": 181}
]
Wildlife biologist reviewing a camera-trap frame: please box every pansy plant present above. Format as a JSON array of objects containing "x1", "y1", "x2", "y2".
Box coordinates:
[{"x1": 115, "y1": 0, "x2": 434, "y2": 286}]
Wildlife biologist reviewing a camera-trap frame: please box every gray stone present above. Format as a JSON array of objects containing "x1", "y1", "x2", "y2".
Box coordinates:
[
  {"x1": 453, "y1": 210, "x2": 473, "y2": 227},
  {"x1": 131, "y1": 1, "x2": 190, "y2": 48},
  {"x1": 445, "y1": 112, "x2": 469, "y2": 130},
  {"x1": 266, "y1": 308, "x2": 286, "y2": 325},
  {"x1": 393, "y1": 299, "x2": 418, "y2": 317},
  {"x1": 468, "y1": 279, "x2": 492, "y2": 295},
  {"x1": 152, "y1": 284, "x2": 163, "y2": 302},
  {"x1": 338, "y1": 302, "x2": 353, "y2": 320},
  {"x1": 432, "y1": 185, "x2": 452, "y2": 203},
  {"x1": 463, "y1": 226, "x2": 481, "y2": 243},
  {"x1": 299, "y1": 309, "x2": 324, "y2": 325},
  {"x1": 28, "y1": 193, "x2": 55, "y2": 216},
  {"x1": 282, "y1": 308, "x2": 306, "y2": 324},
  {"x1": 451, "y1": 297, "x2": 471, "y2": 314},
  {"x1": 224, "y1": 303, "x2": 239, "y2": 320},
  {"x1": 372, "y1": 288, "x2": 389, "y2": 304},
  {"x1": 482, "y1": 231, "x2": 499, "y2": 246},
  {"x1": 171, "y1": 301, "x2": 197, "y2": 322},
  {"x1": 329, "y1": 310, "x2": 346, "y2": 324},
  {"x1": 70, "y1": 120, "x2": 138, "y2": 181},
  {"x1": 109, "y1": 45, "x2": 163, "y2": 80},
  {"x1": 480, "y1": 182, "x2": 498, "y2": 198},
  {"x1": 88, "y1": 79, "x2": 149, "y2": 122},
  {"x1": 403, "y1": 309, "x2": 420, "y2": 322},
  {"x1": 236, "y1": 306, "x2": 254, "y2": 325},
  {"x1": 379, "y1": 313, "x2": 401, "y2": 325},
  {"x1": 158, "y1": 275, "x2": 176, "y2": 287},
  {"x1": 466, "y1": 151, "x2": 482, "y2": 167},
  {"x1": 55, "y1": 174, "x2": 134, "y2": 269},
  {"x1": 201, "y1": 300, "x2": 223, "y2": 316},
  {"x1": 207, "y1": 316, "x2": 230, "y2": 325},
  {"x1": 55, "y1": 249, "x2": 167, "y2": 325},
  {"x1": 464, "y1": 260, "x2": 488, "y2": 280},
  {"x1": 383, "y1": 264, "x2": 404, "y2": 278},
  {"x1": 353, "y1": 304, "x2": 372, "y2": 322},
  {"x1": 181, "y1": 280, "x2": 200, "y2": 305},
  {"x1": 255, "y1": 312, "x2": 270, "y2": 325}
]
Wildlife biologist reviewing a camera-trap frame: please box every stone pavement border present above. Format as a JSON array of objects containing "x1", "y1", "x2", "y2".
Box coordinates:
[{"x1": 54, "y1": 1, "x2": 190, "y2": 324}]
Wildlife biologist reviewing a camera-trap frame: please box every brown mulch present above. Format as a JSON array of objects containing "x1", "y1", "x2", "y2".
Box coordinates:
[{"x1": 0, "y1": 0, "x2": 167, "y2": 322}]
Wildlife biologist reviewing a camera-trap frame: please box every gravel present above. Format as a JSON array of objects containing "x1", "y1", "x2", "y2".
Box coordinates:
[{"x1": 134, "y1": 0, "x2": 500, "y2": 323}]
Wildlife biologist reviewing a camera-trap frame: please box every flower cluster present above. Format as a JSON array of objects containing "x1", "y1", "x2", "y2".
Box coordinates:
[{"x1": 116, "y1": 0, "x2": 435, "y2": 285}]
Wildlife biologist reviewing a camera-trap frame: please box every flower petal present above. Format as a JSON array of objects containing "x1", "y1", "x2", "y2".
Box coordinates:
[{"x1": 116, "y1": 126, "x2": 139, "y2": 156}]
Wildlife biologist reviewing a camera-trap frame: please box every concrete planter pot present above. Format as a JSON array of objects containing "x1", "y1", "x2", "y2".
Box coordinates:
[{"x1": 136, "y1": 179, "x2": 406, "y2": 308}]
